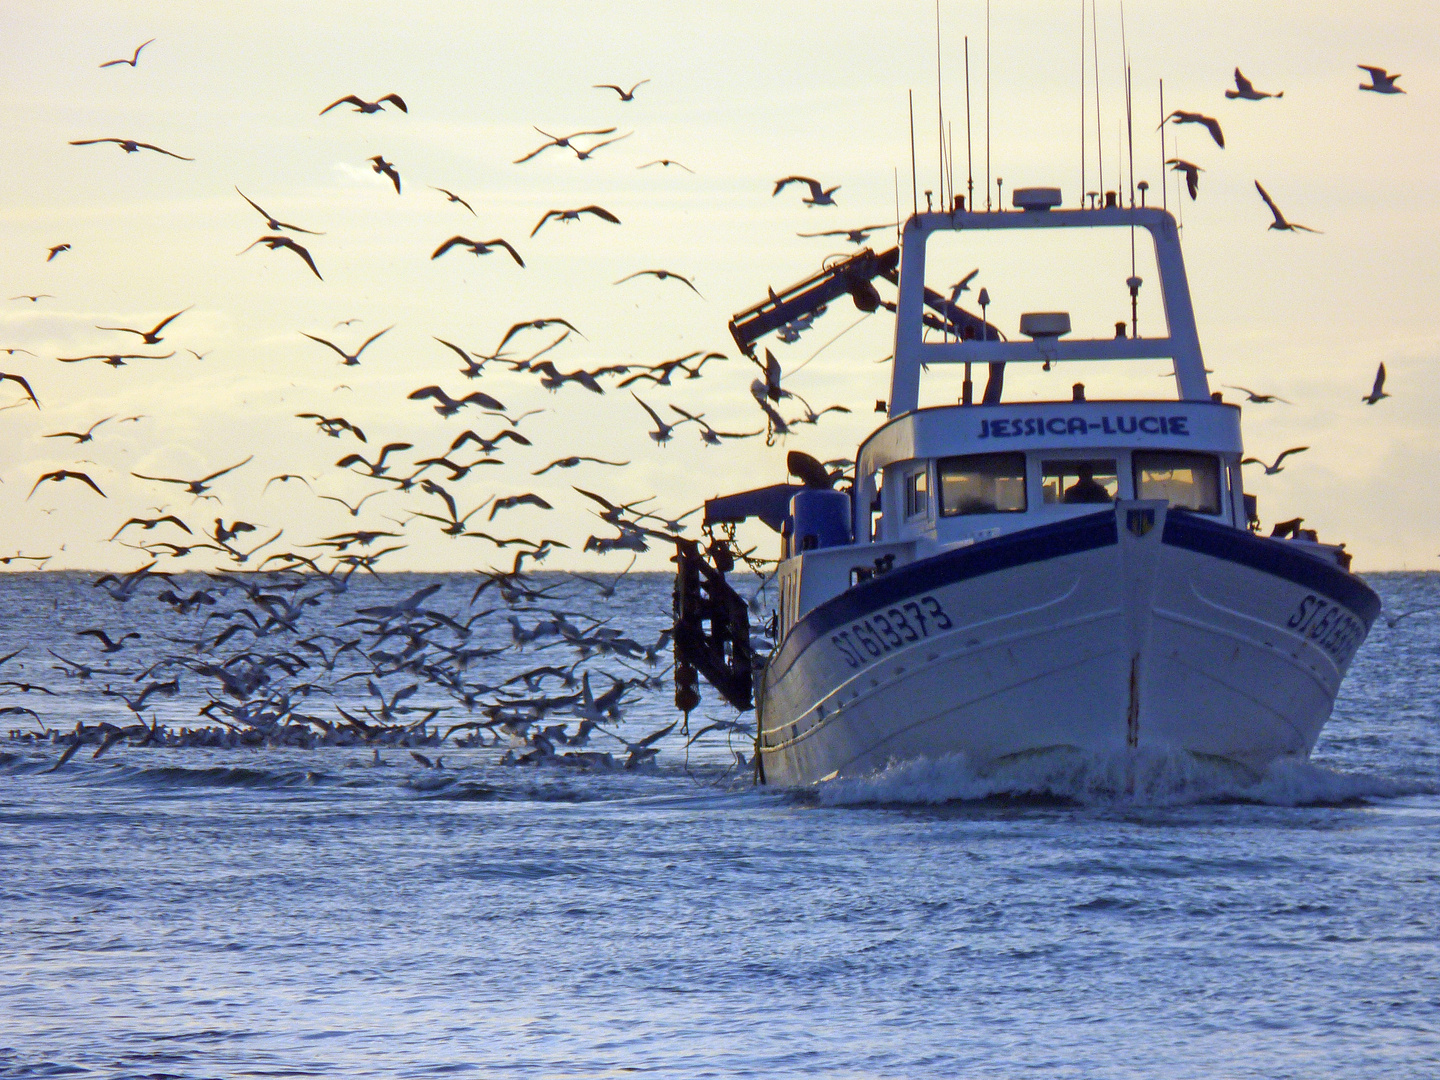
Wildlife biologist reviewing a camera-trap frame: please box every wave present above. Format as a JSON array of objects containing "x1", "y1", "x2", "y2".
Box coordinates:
[{"x1": 813, "y1": 747, "x2": 1430, "y2": 808}]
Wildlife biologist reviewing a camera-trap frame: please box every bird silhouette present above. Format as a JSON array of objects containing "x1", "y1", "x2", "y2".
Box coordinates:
[
  {"x1": 637, "y1": 159, "x2": 694, "y2": 172},
  {"x1": 47, "y1": 243, "x2": 70, "y2": 261},
  {"x1": 368, "y1": 155, "x2": 401, "y2": 193},
  {"x1": 1160, "y1": 111, "x2": 1224, "y2": 149},
  {"x1": 321, "y1": 93, "x2": 407, "y2": 114},
  {"x1": 1166, "y1": 159, "x2": 1203, "y2": 200},
  {"x1": 774, "y1": 176, "x2": 840, "y2": 205},
  {"x1": 70, "y1": 137, "x2": 193, "y2": 159},
  {"x1": 1223, "y1": 385, "x2": 1290, "y2": 404},
  {"x1": 796, "y1": 223, "x2": 895, "y2": 243},
  {"x1": 407, "y1": 385, "x2": 504, "y2": 416},
  {"x1": 0, "y1": 373, "x2": 40, "y2": 408},
  {"x1": 43, "y1": 416, "x2": 113, "y2": 443},
  {"x1": 1255, "y1": 182, "x2": 1320, "y2": 233},
  {"x1": 431, "y1": 236, "x2": 524, "y2": 266},
  {"x1": 530, "y1": 205, "x2": 620, "y2": 237},
  {"x1": 29, "y1": 470, "x2": 106, "y2": 498},
  {"x1": 131, "y1": 456, "x2": 252, "y2": 495},
  {"x1": 96, "y1": 306, "x2": 191, "y2": 344},
  {"x1": 613, "y1": 269, "x2": 703, "y2": 297},
  {"x1": 1358, "y1": 66, "x2": 1404, "y2": 94},
  {"x1": 240, "y1": 235, "x2": 322, "y2": 278},
  {"x1": 593, "y1": 79, "x2": 649, "y2": 101},
  {"x1": 513, "y1": 127, "x2": 617, "y2": 164},
  {"x1": 1226, "y1": 69, "x2": 1282, "y2": 100},
  {"x1": 430, "y1": 187, "x2": 475, "y2": 214},
  {"x1": 100, "y1": 39, "x2": 155, "y2": 68},
  {"x1": 1241, "y1": 447, "x2": 1308, "y2": 474},
  {"x1": 301, "y1": 327, "x2": 391, "y2": 365},
  {"x1": 236, "y1": 188, "x2": 323, "y2": 234},
  {"x1": 1362, "y1": 363, "x2": 1390, "y2": 404}
]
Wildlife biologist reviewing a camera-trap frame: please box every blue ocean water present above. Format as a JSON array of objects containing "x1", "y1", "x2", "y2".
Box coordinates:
[{"x1": 1, "y1": 570, "x2": 1438, "y2": 1078}]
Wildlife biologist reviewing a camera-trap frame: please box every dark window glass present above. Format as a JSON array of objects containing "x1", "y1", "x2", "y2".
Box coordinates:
[
  {"x1": 1133, "y1": 451, "x2": 1221, "y2": 514},
  {"x1": 938, "y1": 453, "x2": 1027, "y2": 516},
  {"x1": 1042, "y1": 459, "x2": 1119, "y2": 504}
]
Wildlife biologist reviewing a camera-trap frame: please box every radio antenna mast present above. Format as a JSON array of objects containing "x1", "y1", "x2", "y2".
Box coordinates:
[
  {"x1": 964, "y1": 36, "x2": 974, "y2": 212},
  {"x1": 894, "y1": 166, "x2": 902, "y2": 245},
  {"x1": 1080, "y1": 0, "x2": 1086, "y2": 206},
  {"x1": 1091, "y1": 0, "x2": 1103, "y2": 201},
  {"x1": 985, "y1": 0, "x2": 992, "y2": 210},
  {"x1": 936, "y1": 1, "x2": 946, "y2": 208},
  {"x1": 908, "y1": 90, "x2": 919, "y2": 216},
  {"x1": 1122, "y1": 4, "x2": 1139, "y2": 338},
  {"x1": 1158, "y1": 78, "x2": 1167, "y2": 212}
]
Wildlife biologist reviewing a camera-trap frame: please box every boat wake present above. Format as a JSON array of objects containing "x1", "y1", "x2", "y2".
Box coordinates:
[{"x1": 814, "y1": 747, "x2": 1429, "y2": 808}]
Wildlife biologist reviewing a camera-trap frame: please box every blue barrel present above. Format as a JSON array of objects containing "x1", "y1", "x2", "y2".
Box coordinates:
[{"x1": 790, "y1": 489, "x2": 852, "y2": 553}]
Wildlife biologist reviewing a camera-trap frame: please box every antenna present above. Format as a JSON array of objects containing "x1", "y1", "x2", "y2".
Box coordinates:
[
  {"x1": 1122, "y1": 6, "x2": 1140, "y2": 339},
  {"x1": 936, "y1": 0, "x2": 945, "y2": 208},
  {"x1": 894, "y1": 165, "x2": 902, "y2": 246},
  {"x1": 1091, "y1": 0, "x2": 1103, "y2": 201},
  {"x1": 1080, "y1": 0, "x2": 1086, "y2": 207},
  {"x1": 908, "y1": 90, "x2": 919, "y2": 216},
  {"x1": 948, "y1": 121, "x2": 956, "y2": 210},
  {"x1": 985, "y1": 0, "x2": 992, "y2": 211},
  {"x1": 964, "y1": 36, "x2": 974, "y2": 212},
  {"x1": 1158, "y1": 78, "x2": 1167, "y2": 213}
]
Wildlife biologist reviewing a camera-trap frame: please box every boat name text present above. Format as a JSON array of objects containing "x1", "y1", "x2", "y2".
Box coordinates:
[
  {"x1": 978, "y1": 415, "x2": 1190, "y2": 439},
  {"x1": 830, "y1": 596, "x2": 953, "y2": 669},
  {"x1": 1287, "y1": 594, "x2": 1365, "y2": 667}
]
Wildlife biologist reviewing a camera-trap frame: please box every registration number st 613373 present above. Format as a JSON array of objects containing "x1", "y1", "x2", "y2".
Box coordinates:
[{"x1": 830, "y1": 595, "x2": 953, "y2": 669}]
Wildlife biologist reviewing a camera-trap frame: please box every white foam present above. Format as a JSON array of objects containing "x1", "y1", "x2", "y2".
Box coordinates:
[{"x1": 814, "y1": 747, "x2": 1426, "y2": 808}]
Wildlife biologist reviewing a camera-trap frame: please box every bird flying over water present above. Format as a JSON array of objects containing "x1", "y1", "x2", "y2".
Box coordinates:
[
  {"x1": 530, "y1": 205, "x2": 620, "y2": 237},
  {"x1": 96, "y1": 306, "x2": 191, "y2": 345},
  {"x1": 1166, "y1": 159, "x2": 1203, "y2": 200},
  {"x1": 1241, "y1": 447, "x2": 1308, "y2": 475},
  {"x1": 70, "y1": 137, "x2": 192, "y2": 159},
  {"x1": 240, "y1": 235, "x2": 322, "y2": 279},
  {"x1": 1362, "y1": 363, "x2": 1390, "y2": 404},
  {"x1": 368, "y1": 155, "x2": 401, "y2": 193},
  {"x1": 301, "y1": 327, "x2": 391, "y2": 365},
  {"x1": 1160, "y1": 111, "x2": 1224, "y2": 149},
  {"x1": 1254, "y1": 182, "x2": 1320, "y2": 233},
  {"x1": 593, "y1": 80, "x2": 649, "y2": 101},
  {"x1": 100, "y1": 38, "x2": 155, "y2": 68},
  {"x1": 1226, "y1": 69, "x2": 1282, "y2": 100},
  {"x1": 321, "y1": 93, "x2": 407, "y2": 114},
  {"x1": 431, "y1": 236, "x2": 524, "y2": 265},
  {"x1": 774, "y1": 176, "x2": 840, "y2": 205},
  {"x1": 236, "y1": 188, "x2": 323, "y2": 234},
  {"x1": 613, "y1": 269, "x2": 702, "y2": 297},
  {"x1": 1358, "y1": 66, "x2": 1404, "y2": 94}
]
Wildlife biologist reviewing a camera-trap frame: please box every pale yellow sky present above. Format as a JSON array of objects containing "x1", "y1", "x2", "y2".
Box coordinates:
[{"x1": 1, "y1": 2, "x2": 1436, "y2": 571}]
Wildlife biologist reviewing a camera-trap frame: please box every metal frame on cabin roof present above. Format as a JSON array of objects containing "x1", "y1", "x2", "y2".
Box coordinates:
[{"x1": 887, "y1": 206, "x2": 1211, "y2": 415}]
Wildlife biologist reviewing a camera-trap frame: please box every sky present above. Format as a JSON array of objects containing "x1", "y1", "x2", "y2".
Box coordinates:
[{"x1": 0, "y1": 1, "x2": 1436, "y2": 573}]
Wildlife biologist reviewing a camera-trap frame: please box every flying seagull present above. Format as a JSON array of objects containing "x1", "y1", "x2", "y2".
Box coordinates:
[
  {"x1": 10, "y1": 294, "x2": 53, "y2": 302},
  {"x1": 1223, "y1": 385, "x2": 1291, "y2": 404},
  {"x1": 57, "y1": 351, "x2": 174, "y2": 368},
  {"x1": 774, "y1": 176, "x2": 840, "y2": 205},
  {"x1": 1160, "y1": 111, "x2": 1224, "y2": 149},
  {"x1": 300, "y1": 327, "x2": 391, "y2": 366},
  {"x1": 1358, "y1": 66, "x2": 1404, "y2": 94},
  {"x1": 0, "y1": 372, "x2": 40, "y2": 408},
  {"x1": 29, "y1": 470, "x2": 106, "y2": 498},
  {"x1": 796, "y1": 223, "x2": 895, "y2": 243},
  {"x1": 235, "y1": 188, "x2": 322, "y2": 234},
  {"x1": 571, "y1": 131, "x2": 632, "y2": 161},
  {"x1": 431, "y1": 236, "x2": 524, "y2": 265},
  {"x1": 530, "y1": 205, "x2": 620, "y2": 237},
  {"x1": 1362, "y1": 363, "x2": 1390, "y2": 404},
  {"x1": 368, "y1": 155, "x2": 401, "y2": 193},
  {"x1": 69, "y1": 137, "x2": 192, "y2": 159},
  {"x1": 1255, "y1": 182, "x2": 1321, "y2": 233},
  {"x1": 100, "y1": 39, "x2": 155, "y2": 68},
  {"x1": 513, "y1": 127, "x2": 617, "y2": 164},
  {"x1": 131, "y1": 456, "x2": 252, "y2": 495},
  {"x1": 240, "y1": 235, "x2": 322, "y2": 278},
  {"x1": 1166, "y1": 159, "x2": 1203, "y2": 200},
  {"x1": 44, "y1": 416, "x2": 113, "y2": 443},
  {"x1": 1226, "y1": 69, "x2": 1282, "y2": 100},
  {"x1": 532, "y1": 456, "x2": 628, "y2": 475},
  {"x1": 96, "y1": 306, "x2": 191, "y2": 345},
  {"x1": 408, "y1": 385, "x2": 505, "y2": 416},
  {"x1": 637, "y1": 159, "x2": 693, "y2": 172},
  {"x1": 632, "y1": 392, "x2": 688, "y2": 445},
  {"x1": 430, "y1": 187, "x2": 475, "y2": 214},
  {"x1": 321, "y1": 93, "x2": 407, "y2": 114},
  {"x1": 593, "y1": 80, "x2": 649, "y2": 101},
  {"x1": 1241, "y1": 447, "x2": 1308, "y2": 475},
  {"x1": 47, "y1": 244, "x2": 70, "y2": 261},
  {"x1": 613, "y1": 269, "x2": 702, "y2": 297}
]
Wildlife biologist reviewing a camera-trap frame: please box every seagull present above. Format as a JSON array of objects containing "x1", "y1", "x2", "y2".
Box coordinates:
[
  {"x1": 77, "y1": 629, "x2": 140, "y2": 653},
  {"x1": 1226, "y1": 69, "x2": 1282, "y2": 100},
  {"x1": 632, "y1": 392, "x2": 688, "y2": 445},
  {"x1": 1362, "y1": 363, "x2": 1390, "y2": 404},
  {"x1": 1160, "y1": 111, "x2": 1224, "y2": 149},
  {"x1": 337, "y1": 444, "x2": 411, "y2": 477},
  {"x1": 69, "y1": 137, "x2": 193, "y2": 159},
  {"x1": 593, "y1": 79, "x2": 649, "y2": 101},
  {"x1": 316, "y1": 489, "x2": 386, "y2": 516},
  {"x1": 430, "y1": 187, "x2": 475, "y2": 214},
  {"x1": 43, "y1": 416, "x2": 113, "y2": 443},
  {"x1": 494, "y1": 318, "x2": 584, "y2": 355},
  {"x1": 489, "y1": 493, "x2": 553, "y2": 519},
  {"x1": 1223, "y1": 385, "x2": 1290, "y2": 404},
  {"x1": 948, "y1": 269, "x2": 979, "y2": 306},
  {"x1": 530, "y1": 205, "x2": 620, "y2": 237},
  {"x1": 240, "y1": 235, "x2": 322, "y2": 279},
  {"x1": 1166, "y1": 158, "x2": 1204, "y2": 200},
  {"x1": 29, "y1": 470, "x2": 105, "y2": 498},
  {"x1": 637, "y1": 159, "x2": 693, "y2": 172},
  {"x1": 1255, "y1": 182, "x2": 1320, "y2": 233},
  {"x1": 100, "y1": 38, "x2": 155, "y2": 68},
  {"x1": 513, "y1": 126, "x2": 617, "y2": 164},
  {"x1": 296, "y1": 413, "x2": 366, "y2": 441},
  {"x1": 571, "y1": 131, "x2": 633, "y2": 161},
  {"x1": 47, "y1": 244, "x2": 70, "y2": 261},
  {"x1": 528, "y1": 361, "x2": 603, "y2": 394},
  {"x1": 235, "y1": 188, "x2": 323, "y2": 234},
  {"x1": 131, "y1": 456, "x2": 252, "y2": 495},
  {"x1": 57, "y1": 351, "x2": 175, "y2": 368},
  {"x1": 614, "y1": 269, "x2": 703, "y2": 297},
  {"x1": 532, "y1": 456, "x2": 628, "y2": 475},
  {"x1": 300, "y1": 327, "x2": 391, "y2": 366},
  {"x1": 321, "y1": 93, "x2": 407, "y2": 114},
  {"x1": 668, "y1": 405, "x2": 762, "y2": 446},
  {"x1": 431, "y1": 236, "x2": 524, "y2": 266},
  {"x1": 1358, "y1": 66, "x2": 1404, "y2": 94},
  {"x1": 451, "y1": 428, "x2": 531, "y2": 454},
  {"x1": 774, "y1": 176, "x2": 840, "y2": 205},
  {"x1": 0, "y1": 372, "x2": 40, "y2": 408},
  {"x1": 1384, "y1": 608, "x2": 1435, "y2": 629},
  {"x1": 1241, "y1": 447, "x2": 1308, "y2": 475},
  {"x1": 796, "y1": 223, "x2": 896, "y2": 243},
  {"x1": 407, "y1": 385, "x2": 505, "y2": 416},
  {"x1": 95, "y1": 306, "x2": 191, "y2": 345},
  {"x1": 110, "y1": 515, "x2": 192, "y2": 540},
  {"x1": 10, "y1": 294, "x2": 53, "y2": 302},
  {"x1": 368, "y1": 155, "x2": 401, "y2": 193}
]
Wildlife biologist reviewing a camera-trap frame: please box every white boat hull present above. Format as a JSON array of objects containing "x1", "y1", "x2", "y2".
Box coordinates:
[{"x1": 756, "y1": 503, "x2": 1378, "y2": 786}]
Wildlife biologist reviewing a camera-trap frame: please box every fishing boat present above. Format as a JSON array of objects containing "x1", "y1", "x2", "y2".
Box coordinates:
[{"x1": 673, "y1": 187, "x2": 1378, "y2": 787}]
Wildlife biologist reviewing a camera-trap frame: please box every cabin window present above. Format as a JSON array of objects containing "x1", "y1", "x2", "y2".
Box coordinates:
[
  {"x1": 1042, "y1": 459, "x2": 1119, "y2": 505},
  {"x1": 938, "y1": 452, "x2": 1027, "y2": 516},
  {"x1": 1133, "y1": 451, "x2": 1221, "y2": 514},
  {"x1": 905, "y1": 468, "x2": 929, "y2": 518}
]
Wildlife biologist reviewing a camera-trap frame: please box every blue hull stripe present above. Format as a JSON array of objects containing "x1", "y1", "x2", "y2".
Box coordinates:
[
  {"x1": 769, "y1": 511, "x2": 1119, "y2": 682},
  {"x1": 1160, "y1": 511, "x2": 1381, "y2": 627}
]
